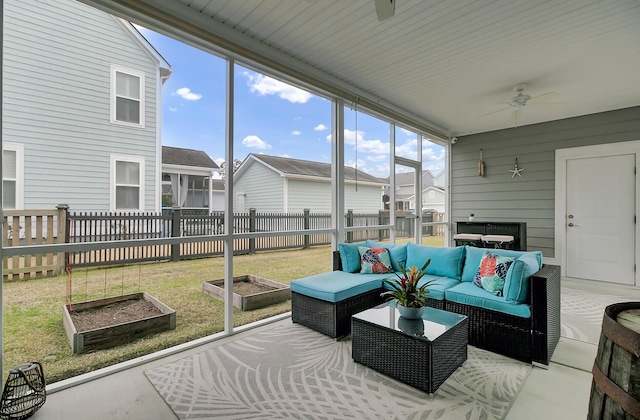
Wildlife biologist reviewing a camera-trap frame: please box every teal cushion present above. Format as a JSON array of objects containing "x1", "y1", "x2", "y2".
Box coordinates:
[
  {"x1": 503, "y1": 252, "x2": 541, "y2": 303},
  {"x1": 358, "y1": 246, "x2": 393, "y2": 274},
  {"x1": 445, "y1": 282, "x2": 531, "y2": 318},
  {"x1": 462, "y1": 246, "x2": 542, "y2": 282},
  {"x1": 405, "y1": 243, "x2": 465, "y2": 280},
  {"x1": 365, "y1": 240, "x2": 407, "y2": 272},
  {"x1": 338, "y1": 242, "x2": 366, "y2": 273},
  {"x1": 420, "y1": 276, "x2": 461, "y2": 301},
  {"x1": 290, "y1": 271, "x2": 386, "y2": 302},
  {"x1": 381, "y1": 274, "x2": 459, "y2": 301}
]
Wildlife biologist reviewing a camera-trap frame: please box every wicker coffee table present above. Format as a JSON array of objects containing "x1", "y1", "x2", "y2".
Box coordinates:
[{"x1": 352, "y1": 301, "x2": 469, "y2": 393}]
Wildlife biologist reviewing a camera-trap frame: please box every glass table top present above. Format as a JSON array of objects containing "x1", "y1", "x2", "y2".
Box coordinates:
[{"x1": 352, "y1": 300, "x2": 467, "y2": 341}]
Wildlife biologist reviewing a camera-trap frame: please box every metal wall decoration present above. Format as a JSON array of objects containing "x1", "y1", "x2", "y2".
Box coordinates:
[{"x1": 509, "y1": 158, "x2": 524, "y2": 177}]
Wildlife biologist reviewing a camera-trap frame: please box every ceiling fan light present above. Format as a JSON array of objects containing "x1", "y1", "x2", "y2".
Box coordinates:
[{"x1": 374, "y1": 0, "x2": 395, "y2": 21}]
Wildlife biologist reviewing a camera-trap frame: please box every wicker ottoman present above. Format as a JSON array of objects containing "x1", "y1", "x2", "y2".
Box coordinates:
[{"x1": 352, "y1": 301, "x2": 468, "y2": 393}]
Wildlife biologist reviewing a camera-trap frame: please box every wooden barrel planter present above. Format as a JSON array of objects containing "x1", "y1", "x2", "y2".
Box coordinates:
[{"x1": 588, "y1": 302, "x2": 640, "y2": 419}]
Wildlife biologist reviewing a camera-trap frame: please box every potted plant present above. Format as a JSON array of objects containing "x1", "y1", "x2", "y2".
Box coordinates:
[
  {"x1": 469, "y1": 213, "x2": 475, "y2": 222},
  {"x1": 382, "y1": 259, "x2": 432, "y2": 319}
]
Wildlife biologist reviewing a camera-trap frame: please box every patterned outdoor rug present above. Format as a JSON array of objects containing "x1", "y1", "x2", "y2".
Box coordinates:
[
  {"x1": 561, "y1": 285, "x2": 629, "y2": 345},
  {"x1": 145, "y1": 322, "x2": 530, "y2": 419}
]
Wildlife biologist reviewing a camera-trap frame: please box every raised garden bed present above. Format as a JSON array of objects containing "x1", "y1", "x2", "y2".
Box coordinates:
[
  {"x1": 62, "y1": 292, "x2": 176, "y2": 354},
  {"x1": 202, "y1": 275, "x2": 290, "y2": 311}
]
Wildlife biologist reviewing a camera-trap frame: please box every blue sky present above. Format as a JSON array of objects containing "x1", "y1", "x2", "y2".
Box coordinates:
[{"x1": 138, "y1": 27, "x2": 445, "y2": 179}]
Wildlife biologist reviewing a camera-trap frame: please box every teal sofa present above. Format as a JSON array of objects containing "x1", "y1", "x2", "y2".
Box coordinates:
[{"x1": 291, "y1": 241, "x2": 561, "y2": 366}]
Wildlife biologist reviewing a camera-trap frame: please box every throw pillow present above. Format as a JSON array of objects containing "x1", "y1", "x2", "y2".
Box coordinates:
[
  {"x1": 365, "y1": 240, "x2": 407, "y2": 272},
  {"x1": 473, "y1": 251, "x2": 515, "y2": 296},
  {"x1": 358, "y1": 247, "x2": 393, "y2": 274},
  {"x1": 338, "y1": 242, "x2": 366, "y2": 273}
]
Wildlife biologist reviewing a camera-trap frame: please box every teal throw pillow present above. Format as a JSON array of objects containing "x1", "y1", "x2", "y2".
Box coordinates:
[
  {"x1": 473, "y1": 251, "x2": 515, "y2": 296},
  {"x1": 358, "y1": 247, "x2": 393, "y2": 274},
  {"x1": 406, "y1": 243, "x2": 465, "y2": 279},
  {"x1": 503, "y1": 252, "x2": 541, "y2": 303},
  {"x1": 338, "y1": 242, "x2": 366, "y2": 273}
]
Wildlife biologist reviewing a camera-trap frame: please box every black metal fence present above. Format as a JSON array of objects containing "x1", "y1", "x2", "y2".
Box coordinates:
[{"x1": 66, "y1": 209, "x2": 444, "y2": 269}]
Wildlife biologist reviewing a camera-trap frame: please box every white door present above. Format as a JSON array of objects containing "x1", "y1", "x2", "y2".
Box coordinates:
[{"x1": 566, "y1": 154, "x2": 636, "y2": 283}]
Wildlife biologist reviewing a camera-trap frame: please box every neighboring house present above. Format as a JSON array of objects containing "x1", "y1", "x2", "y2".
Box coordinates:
[
  {"x1": 161, "y1": 146, "x2": 221, "y2": 212},
  {"x1": 2, "y1": 0, "x2": 171, "y2": 213},
  {"x1": 233, "y1": 154, "x2": 387, "y2": 213},
  {"x1": 418, "y1": 186, "x2": 445, "y2": 213},
  {"x1": 383, "y1": 170, "x2": 435, "y2": 212}
]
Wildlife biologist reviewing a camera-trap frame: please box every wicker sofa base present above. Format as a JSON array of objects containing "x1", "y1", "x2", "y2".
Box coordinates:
[
  {"x1": 291, "y1": 290, "x2": 444, "y2": 338},
  {"x1": 445, "y1": 301, "x2": 532, "y2": 363},
  {"x1": 291, "y1": 289, "x2": 385, "y2": 338}
]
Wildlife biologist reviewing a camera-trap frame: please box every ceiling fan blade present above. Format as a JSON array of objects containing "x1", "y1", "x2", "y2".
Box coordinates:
[
  {"x1": 479, "y1": 107, "x2": 511, "y2": 118},
  {"x1": 374, "y1": 0, "x2": 395, "y2": 21},
  {"x1": 529, "y1": 91, "x2": 557, "y2": 102},
  {"x1": 513, "y1": 108, "x2": 522, "y2": 127}
]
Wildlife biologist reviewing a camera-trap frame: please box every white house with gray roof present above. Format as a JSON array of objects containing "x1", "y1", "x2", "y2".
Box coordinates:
[
  {"x1": 233, "y1": 154, "x2": 387, "y2": 213},
  {"x1": 2, "y1": 0, "x2": 171, "y2": 212},
  {"x1": 161, "y1": 146, "x2": 221, "y2": 212}
]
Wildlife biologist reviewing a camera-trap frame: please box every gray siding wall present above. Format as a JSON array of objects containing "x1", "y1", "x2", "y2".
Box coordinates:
[
  {"x1": 233, "y1": 163, "x2": 284, "y2": 212},
  {"x1": 452, "y1": 106, "x2": 640, "y2": 257},
  {"x1": 3, "y1": 0, "x2": 159, "y2": 212}
]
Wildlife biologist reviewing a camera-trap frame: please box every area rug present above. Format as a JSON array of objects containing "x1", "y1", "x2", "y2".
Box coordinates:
[
  {"x1": 561, "y1": 285, "x2": 629, "y2": 345},
  {"x1": 145, "y1": 322, "x2": 530, "y2": 419}
]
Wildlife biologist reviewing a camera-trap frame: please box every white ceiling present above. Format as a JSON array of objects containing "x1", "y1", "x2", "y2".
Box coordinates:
[{"x1": 103, "y1": 0, "x2": 640, "y2": 137}]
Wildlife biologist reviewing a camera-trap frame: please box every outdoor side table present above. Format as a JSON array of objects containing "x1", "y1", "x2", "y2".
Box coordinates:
[{"x1": 352, "y1": 301, "x2": 468, "y2": 393}]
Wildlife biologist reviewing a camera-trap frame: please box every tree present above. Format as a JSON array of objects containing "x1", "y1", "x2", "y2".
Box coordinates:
[{"x1": 219, "y1": 159, "x2": 242, "y2": 180}]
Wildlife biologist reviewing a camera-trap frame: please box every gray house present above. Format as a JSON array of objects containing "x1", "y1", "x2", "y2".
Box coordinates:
[
  {"x1": 2, "y1": 0, "x2": 171, "y2": 212},
  {"x1": 383, "y1": 171, "x2": 435, "y2": 212},
  {"x1": 161, "y1": 146, "x2": 221, "y2": 212},
  {"x1": 233, "y1": 154, "x2": 387, "y2": 213}
]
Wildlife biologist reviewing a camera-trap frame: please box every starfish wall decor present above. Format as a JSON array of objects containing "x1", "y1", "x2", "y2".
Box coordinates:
[{"x1": 509, "y1": 158, "x2": 524, "y2": 178}]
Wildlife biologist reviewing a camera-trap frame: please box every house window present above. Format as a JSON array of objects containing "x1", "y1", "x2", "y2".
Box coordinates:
[
  {"x1": 2, "y1": 143, "x2": 24, "y2": 210},
  {"x1": 111, "y1": 155, "x2": 144, "y2": 211},
  {"x1": 110, "y1": 64, "x2": 145, "y2": 127}
]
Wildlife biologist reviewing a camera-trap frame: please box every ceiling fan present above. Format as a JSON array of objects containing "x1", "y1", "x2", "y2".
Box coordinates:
[
  {"x1": 481, "y1": 84, "x2": 559, "y2": 126},
  {"x1": 374, "y1": 0, "x2": 395, "y2": 21}
]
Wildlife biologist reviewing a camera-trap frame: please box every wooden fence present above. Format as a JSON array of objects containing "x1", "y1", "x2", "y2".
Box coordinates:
[
  {"x1": 2, "y1": 205, "x2": 67, "y2": 281},
  {"x1": 3, "y1": 207, "x2": 446, "y2": 278}
]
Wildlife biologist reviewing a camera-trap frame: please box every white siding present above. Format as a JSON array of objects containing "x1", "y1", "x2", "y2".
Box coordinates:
[
  {"x1": 421, "y1": 189, "x2": 445, "y2": 213},
  {"x1": 3, "y1": 0, "x2": 159, "y2": 211},
  {"x1": 344, "y1": 184, "x2": 383, "y2": 213},
  {"x1": 287, "y1": 179, "x2": 332, "y2": 213},
  {"x1": 452, "y1": 106, "x2": 640, "y2": 257},
  {"x1": 233, "y1": 163, "x2": 284, "y2": 212}
]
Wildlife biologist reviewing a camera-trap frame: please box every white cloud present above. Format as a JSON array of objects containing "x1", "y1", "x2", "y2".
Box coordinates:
[
  {"x1": 292, "y1": 130, "x2": 301, "y2": 136},
  {"x1": 395, "y1": 138, "x2": 418, "y2": 159},
  {"x1": 169, "y1": 106, "x2": 178, "y2": 112},
  {"x1": 244, "y1": 72, "x2": 312, "y2": 103},
  {"x1": 175, "y1": 87, "x2": 202, "y2": 101},
  {"x1": 242, "y1": 135, "x2": 272, "y2": 150},
  {"x1": 314, "y1": 124, "x2": 327, "y2": 131},
  {"x1": 359, "y1": 139, "x2": 390, "y2": 155}
]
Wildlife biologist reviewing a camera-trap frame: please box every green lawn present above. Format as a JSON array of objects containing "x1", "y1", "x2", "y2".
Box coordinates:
[{"x1": 2, "y1": 236, "x2": 444, "y2": 384}]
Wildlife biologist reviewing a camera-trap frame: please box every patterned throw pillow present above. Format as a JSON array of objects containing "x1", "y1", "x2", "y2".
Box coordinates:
[
  {"x1": 358, "y1": 247, "x2": 393, "y2": 274},
  {"x1": 473, "y1": 251, "x2": 515, "y2": 296}
]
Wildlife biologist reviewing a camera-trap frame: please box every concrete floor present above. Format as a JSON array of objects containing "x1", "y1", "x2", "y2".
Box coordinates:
[{"x1": 34, "y1": 278, "x2": 636, "y2": 420}]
